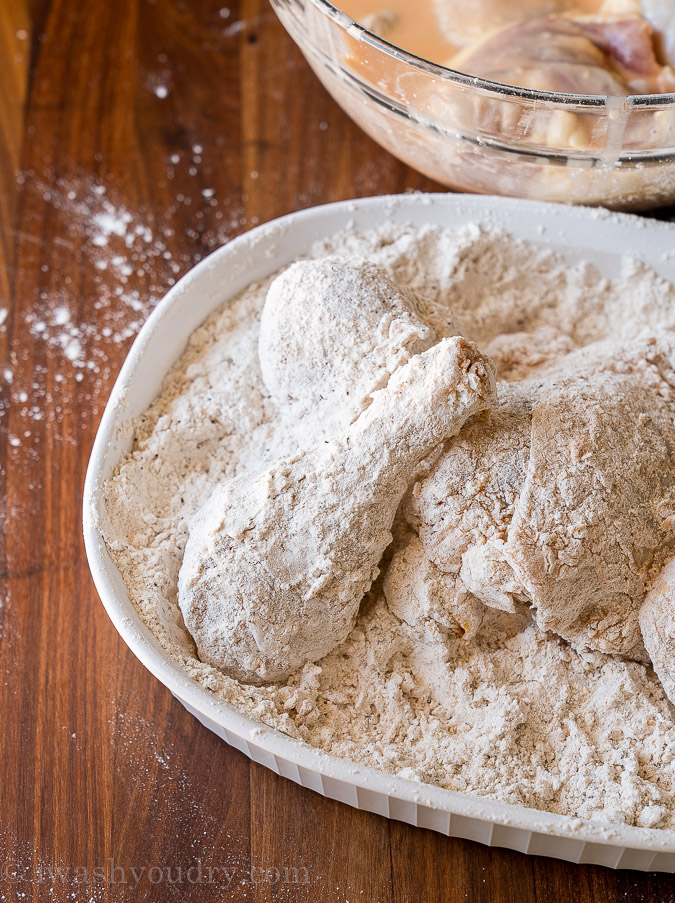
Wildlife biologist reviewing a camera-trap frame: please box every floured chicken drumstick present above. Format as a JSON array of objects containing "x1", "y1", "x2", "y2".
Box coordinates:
[
  {"x1": 179, "y1": 338, "x2": 496, "y2": 684},
  {"x1": 259, "y1": 258, "x2": 441, "y2": 443},
  {"x1": 405, "y1": 336, "x2": 675, "y2": 664},
  {"x1": 449, "y1": 15, "x2": 675, "y2": 95}
]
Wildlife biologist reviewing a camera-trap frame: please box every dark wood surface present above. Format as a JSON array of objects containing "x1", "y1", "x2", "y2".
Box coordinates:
[{"x1": 2, "y1": 1, "x2": 675, "y2": 900}]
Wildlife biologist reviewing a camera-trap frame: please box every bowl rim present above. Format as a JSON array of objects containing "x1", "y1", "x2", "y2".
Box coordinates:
[
  {"x1": 83, "y1": 192, "x2": 675, "y2": 856},
  {"x1": 296, "y1": 0, "x2": 675, "y2": 107}
]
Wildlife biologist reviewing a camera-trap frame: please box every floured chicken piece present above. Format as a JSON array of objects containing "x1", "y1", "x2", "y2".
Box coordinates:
[
  {"x1": 484, "y1": 327, "x2": 577, "y2": 383},
  {"x1": 640, "y1": 558, "x2": 675, "y2": 704},
  {"x1": 179, "y1": 337, "x2": 496, "y2": 684},
  {"x1": 259, "y1": 258, "x2": 438, "y2": 443},
  {"x1": 383, "y1": 528, "x2": 484, "y2": 645},
  {"x1": 406, "y1": 336, "x2": 675, "y2": 664},
  {"x1": 405, "y1": 381, "x2": 533, "y2": 609},
  {"x1": 449, "y1": 15, "x2": 675, "y2": 95}
]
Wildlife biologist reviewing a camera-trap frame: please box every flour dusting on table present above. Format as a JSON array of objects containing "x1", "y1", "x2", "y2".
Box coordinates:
[{"x1": 101, "y1": 222, "x2": 675, "y2": 830}]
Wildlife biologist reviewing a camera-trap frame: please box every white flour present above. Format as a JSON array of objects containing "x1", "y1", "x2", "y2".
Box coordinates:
[{"x1": 101, "y1": 222, "x2": 675, "y2": 830}]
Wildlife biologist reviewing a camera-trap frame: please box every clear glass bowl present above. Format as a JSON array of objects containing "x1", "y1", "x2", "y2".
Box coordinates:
[{"x1": 270, "y1": 0, "x2": 675, "y2": 209}]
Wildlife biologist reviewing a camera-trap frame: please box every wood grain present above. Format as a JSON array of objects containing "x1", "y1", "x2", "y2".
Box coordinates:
[{"x1": 1, "y1": 1, "x2": 675, "y2": 901}]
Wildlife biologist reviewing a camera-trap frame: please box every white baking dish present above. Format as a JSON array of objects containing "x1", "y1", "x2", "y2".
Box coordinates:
[{"x1": 83, "y1": 194, "x2": 675, "y2": 872}]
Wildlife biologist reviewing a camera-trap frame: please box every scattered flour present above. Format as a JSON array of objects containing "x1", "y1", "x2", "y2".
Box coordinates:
[
  {"x1": 1, "y1": 159, "x2": 245, "y2": 463},
  {"x1": 101, "y1": 222, "x2": 675, "y2": 830}
]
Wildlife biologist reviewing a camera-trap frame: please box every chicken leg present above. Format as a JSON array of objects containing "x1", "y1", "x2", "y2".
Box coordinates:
[
  {"x1": 258, "y1": 257, "x2": 439, "y2": 444},
  {"x1": 178, "y1": 337, "x2": 496, "y2": 684}
]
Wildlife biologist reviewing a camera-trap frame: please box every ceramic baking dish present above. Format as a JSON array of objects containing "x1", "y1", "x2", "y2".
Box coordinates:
[{"x1": 83, "y1": 193, "x2": 675, "y2": 871}]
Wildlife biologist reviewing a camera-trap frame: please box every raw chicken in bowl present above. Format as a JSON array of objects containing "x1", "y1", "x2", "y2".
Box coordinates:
[{"x1": 270, "y1": 0, "x2": 675, "y2": 207}]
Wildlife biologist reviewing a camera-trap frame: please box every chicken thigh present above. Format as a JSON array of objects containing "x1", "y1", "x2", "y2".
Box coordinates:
[
  {"x1": 179, "y1": 337, "x2": 496, "y2": 684},
  {"x1": 407, "y1": 336, "x2": 675, "y2": 662}
]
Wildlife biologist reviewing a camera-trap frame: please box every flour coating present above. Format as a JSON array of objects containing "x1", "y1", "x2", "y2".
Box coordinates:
[{"x1": 178, "y1": 337, "x2": 495, "y2": 683}]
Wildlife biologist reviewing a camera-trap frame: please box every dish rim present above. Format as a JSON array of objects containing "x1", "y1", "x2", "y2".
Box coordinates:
[{"x1": 83, "y1": 192, "x2": 675, "y2": 858}]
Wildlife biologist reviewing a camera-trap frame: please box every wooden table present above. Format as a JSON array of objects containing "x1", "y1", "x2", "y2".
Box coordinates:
[{"x1": 2, "y1": 1, "x2": 675, "y2": 900}]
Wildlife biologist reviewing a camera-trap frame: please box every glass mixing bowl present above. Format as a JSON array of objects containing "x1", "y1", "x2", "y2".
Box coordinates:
[{"x1": 270, "y1": 0, "x2": 675, "y2": 208}]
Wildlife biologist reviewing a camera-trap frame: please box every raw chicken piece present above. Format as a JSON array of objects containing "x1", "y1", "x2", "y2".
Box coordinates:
[
  {"x1": 641, "y1": 0, "x2": 675, "y2": 67},
  {"x1": 259, "y1": 258, "x2": 438, "y2": 444},
  {"x1": 179, "y1": 337, "x2": 497, "y2": 684},
  {"x1": 408, "y1": 336, "x2": 675, "y2": 661},
  {"x1": 449, "y1": 15, "x2": 675, "y2": 95},
  {"x1": 615, "y1": 0, "x2": 675, "y2": 67},
  {"x1": 433, "y1": 0, "x2": 589, "y2": 49},
  {"x1": 383, "y1": 529, "x2": 484, "y2": 644},
  {"x1": 360, "y1": 9, "x2": 398, "y2": 38}
]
